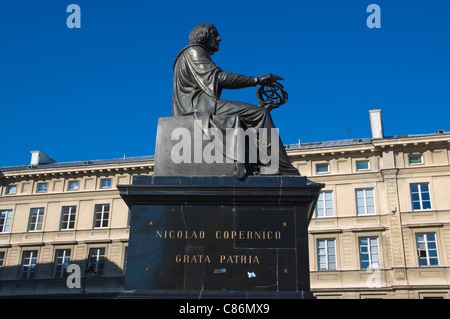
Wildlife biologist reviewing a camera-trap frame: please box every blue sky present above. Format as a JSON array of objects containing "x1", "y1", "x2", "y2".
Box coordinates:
[{"x1": 1, "y1": 0, "x2": 449, "y2": 167}]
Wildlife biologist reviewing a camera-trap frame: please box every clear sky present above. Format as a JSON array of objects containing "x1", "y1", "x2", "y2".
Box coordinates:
[{"x1": 1, "y1": 0, "x2": 449, "y2": 167}]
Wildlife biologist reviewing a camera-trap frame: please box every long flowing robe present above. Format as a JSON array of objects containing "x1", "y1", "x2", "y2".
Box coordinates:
[{"x1": 172, "y1": 44, "x2": 299, "y2": 175}]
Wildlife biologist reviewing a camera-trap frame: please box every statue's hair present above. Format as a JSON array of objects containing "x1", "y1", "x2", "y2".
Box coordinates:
[{"x1": 189, "y1": 23, "x2": 216, "y2": 45}]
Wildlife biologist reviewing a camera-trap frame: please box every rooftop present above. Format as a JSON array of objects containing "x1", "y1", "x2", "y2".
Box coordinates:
[
  {"x1": 0, "y1": 155, "x2": 155, "y2": 172},
  {"x1": 285, "y1": 138, "x2": 372, "y2": 150}
]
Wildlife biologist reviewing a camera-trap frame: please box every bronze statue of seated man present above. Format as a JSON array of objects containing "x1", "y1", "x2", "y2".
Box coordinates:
[{"x1": 172, "y1": 23, "x2": 299, "y2": 178}]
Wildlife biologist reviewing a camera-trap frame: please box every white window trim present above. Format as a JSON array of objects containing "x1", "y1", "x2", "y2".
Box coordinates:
[
  {"x1": 94, "y1": 204, "x2": 110, "y2": 229},
  {"x1": 88, "y1": 247, "x2": 106, "y2": 276},
  {"x1": 28, "y1": 208, "x2": 45, "y2": 232},
  {"x1": 416, "y1": 233, "x2": 439, "y2": 267},
  {"x1": 21, "y1": 250, "x2": 38, "y2": 279},
  {"x1": 316, "y1": 163, "x2": 330, "y2": 174},
  {"x1": 0, "y1": 251, "x2": 5, "y2": 267},
  {"x1": 356, "y1": 160, "x2": 370, "y2": 171},
  {"x1": 359, "y1": 237, "x2": 380, "y2": 269},
  {"x1": 53, "y1": 249, "x2": 71, "y2": 278},
  {"x1": 355, "y1": 188, "x2": 376, "y2": 216},
  {"x1": 317, "y1": 239, "x2": 336, "y2": 270},
  {"x1": 67, "y1": 181, "x2": 80, "y2": 191},
  {"x1": 60, "y1": 206, "x2": 77, "y2": 230},
  {"x1": 316, "y1": 191, "x2": 334, "y2": 218},
  {"x1": 100, "y1": 179, "x2": 112, "y2": 189},
  {"x1": 411, "y1": 183, "x2": 432, "y2": 211},
  {"x1": 0, "y1": 210, "x2": 13, "y2": 233},
  {"x1": 6, "y1": 185, "x2": 17, "y2": 195},
  {"x1": 408, "y1": 154, "x2": 424, "y2": 165},
  {"x1": 37, "y1": 183, "x2": 48, "y2": 193}
]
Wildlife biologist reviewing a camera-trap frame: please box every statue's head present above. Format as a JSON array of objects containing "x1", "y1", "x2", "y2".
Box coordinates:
[{"x1": 189, "y1": 23, "x2": 221, "y2": 54}]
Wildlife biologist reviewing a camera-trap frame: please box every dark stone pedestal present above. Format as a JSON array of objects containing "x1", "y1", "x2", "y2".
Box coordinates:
[
  {"x1": 154, "y1": 116, "x2": 237, "y2": 176},
  {"x1": 117, "y1": 175, "x2": 323, "y2": 299}
]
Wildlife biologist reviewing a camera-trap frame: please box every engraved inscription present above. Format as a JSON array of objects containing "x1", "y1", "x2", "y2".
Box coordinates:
[{"x1": 175, "y1": 254, "x2": 260, "y2": 264}]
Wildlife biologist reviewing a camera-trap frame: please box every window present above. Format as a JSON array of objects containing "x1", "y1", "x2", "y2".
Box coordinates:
[
  {"x1": 316, "y1": 163, "x2": 329, "y2": 174},
  {"x1": 88, "y1": 248, "x2": 105, "y2": 276},
  {"x1": 60, "y1": 206, "x2": 77, "y2": 230},
  {"x1": 317, "y1": 239, "x2": 336, "y2": 270},
  {"x1": 0, "y1": 210, "x2": 13, "y2": 233},
  {"x1": 6, "y1": 185, "x2": 16, "y2": 195},
  {"x1": 37, "y1": 183, "x2": 48, "y2": 193},
  {"x1": 410, "y1": 183, "x2": 431, "y2": 211},
  {"x1": 356, "y1": 188, "x2": 375, "y2": 216},
  {"x1": 28, "y1": 208, "x2": 45, "y2": 231},
  {"x1": 94, "y1": 204, "x2": 109, "y2": 228},
  {"x1": 316, "y1": 191, "x2": 334, "y2": 217},
  {"x1": 123, "y1": 247, "x2": 128, "y2": 275},
  {"x1": 21, "y1": 250, "x2": 38, "y2": 279},
  {"x1": 409, "y1": 154, "x2": 423, "y2": 165},
  {"x1": 54, "y1": 249, "x2": 71, "y2": 278},
  {"x1": 356, "y1": 160, "x2": 370, "y2": 171},
  {"x1": 416, "y1": 233, "x2": 439, "y2": 266},
  {"x1": 68, "y1": 181, "x2": 79, "y2": 191},
  {"x1": 100, "y1": 179, "x2": 112, "y2": 188},
  {"x1": 0, "y1": 251, "x2": 5, "y2": 267},
  {"x1": 359, "y1": 237, "x2": 380, "y2": 269}
]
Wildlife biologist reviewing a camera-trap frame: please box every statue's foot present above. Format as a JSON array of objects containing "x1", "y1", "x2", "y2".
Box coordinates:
[{"x1": 255, "y1": 165, "x2": 301, "y2": 176}]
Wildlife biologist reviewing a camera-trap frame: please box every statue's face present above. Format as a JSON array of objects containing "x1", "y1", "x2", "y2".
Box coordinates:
[{"x1": 205, "y1": 27, "x2": 221, "y2": 54}]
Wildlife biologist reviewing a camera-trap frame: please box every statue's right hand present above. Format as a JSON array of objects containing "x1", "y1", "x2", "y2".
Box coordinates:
[{"x1": 258, "y1": 73, "x2": 283, "y2": 85}]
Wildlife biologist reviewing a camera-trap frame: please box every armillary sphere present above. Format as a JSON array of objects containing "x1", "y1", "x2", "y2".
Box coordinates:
[{"x1": 256, "y1": 82, "x2": 288, "y2": 108}]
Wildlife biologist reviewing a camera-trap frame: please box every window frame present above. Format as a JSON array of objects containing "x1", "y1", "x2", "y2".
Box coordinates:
[
  {"x1": 60, "y1": 206, "x2": 77, "y2": 230},
  {"x1": 355, "y1": 188, "x2": 376, "y2": 216},
  {"x1": 359, "y1": 237, "x2": 380, "y2": 269},
  {"x1": 36, "y1": 183, "x2": 48, "y2": 193},
  {"x1": 6, "y1": 185, "x2": 17, "y2": 195},
  {"x1": 408, "y1": 154, "x2": 424, "y2": 165},
  {"x1": 317, "y1": 238, "x2": 337, "y2": 270},
  {"x1": 316, "y1": 163, "x2": 330, "y2": 174},
  {"x1": 88, "y1": 247, "x2": 106, "y2": 276},
  {"x1": 0, "y1": 209, "x2": 13, "y2": 233},
  {"x1": 28, "y1": 208, "x2": 45, "y2": 232},
  {"x1": 410, "y1": 183, "x2": 432, "y2": 211},
  {"x1": 53, "y1": 249, "x2": 71, "y2": 278},
  {"x1": 356, "y1": 160, "x2": 370, "y2": 171},
  {"x1": 67, "y1": 181, "x2": 79, "y2": 191},
  {"x1": 0, "y1": 251, "x2": 5, "y2": 267},
  {"x1": 93, "y1": 204, "x2": 110, "y2": 229},
  {"x1": 416, "y1": 233, "x2": 439, "y2": 267},
  {"x1": 20, "y1": 250, "x2": 38, "y2": 279},
  {"x1": 316, "y1": 191, "x2": 334, "y2": 218},
  {"x1": 100, "y1": 179, "x2": 112, "y2": 189},
  {"x1": 123, "y1": 246, "x2": 128, "y2": 275}
]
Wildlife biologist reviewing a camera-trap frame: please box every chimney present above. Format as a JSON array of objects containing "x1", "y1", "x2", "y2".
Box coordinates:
[
  {"x1": 30, "y1": 151, "x2": 56, "y2": 167},
  {"x1": 369, "y1": 109, "x2": 384, "y2": 139}
]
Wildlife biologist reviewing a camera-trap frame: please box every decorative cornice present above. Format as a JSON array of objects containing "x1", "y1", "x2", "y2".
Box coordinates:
[
  {"x1": 287, "y1": 134, "x2": 450, "y2": 158},
  {"x1": 0, "y1": 162, "x2": 154, "y2": 181}
]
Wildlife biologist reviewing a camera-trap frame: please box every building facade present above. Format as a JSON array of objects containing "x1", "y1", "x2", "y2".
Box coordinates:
[
  {"x1": 0, "y1": 155, "x2": 154, "y2": 297},
  {"x1": 1, "y1": 110, "x2": 450, "y2": 298}
]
